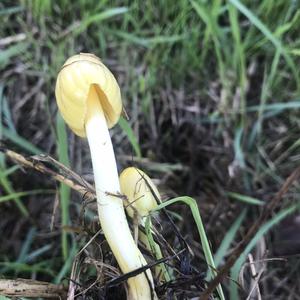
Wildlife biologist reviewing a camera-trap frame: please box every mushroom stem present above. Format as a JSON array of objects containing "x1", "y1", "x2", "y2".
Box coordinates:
[{"x1": 85, "y1": 86, "x2": 155, "y2": 300}]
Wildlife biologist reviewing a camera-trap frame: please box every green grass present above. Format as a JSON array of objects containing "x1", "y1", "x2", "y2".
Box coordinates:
[
  {"x1": 56, "y1": 112, "x2": 71, "y2": 261},
  {"x1": 1, "y1": 0, "x2": 300, "y2": 298},
  {"x1": 230, "y1": 204, "x2": 298, "y2": 299},
  {"x1": 227, "y1": 192, "x2": 264, "y2": 206},
  {"x1": 155, "y1": 196, "x2": 225, "y2": 300},
  {"x1": 119, "y1": 116, "x2": 142, "y2": 158},
  {"x1": 214, "y1": 209, "x2": 248, "y2": 268},
  {"x1": 0, "y1": 189, "x2": 53, "y2": 203}
]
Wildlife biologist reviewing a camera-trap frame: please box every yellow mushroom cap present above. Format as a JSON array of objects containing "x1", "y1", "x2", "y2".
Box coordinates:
[
  {"x1": 55, "y1": 53, "x2": 122, "y2": 137},
  {"x1": 120, "y1": 167, "x2": 160, "y2": 219}
]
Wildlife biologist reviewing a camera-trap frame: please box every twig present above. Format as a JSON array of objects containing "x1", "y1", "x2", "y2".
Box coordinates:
[
  {"x1": 201, "y1": 166, "x2": 300, "y2": 299},
  {"x1": 0, "y1": 146, "x2": 95, "y2": 201},
  {"x1": 246, "y1": 253, "x2": 262, "y2": 300},
  {"x1": 246, "y1": 268, "x2": 264, "y2": 300},
  {"x1": 0, "y1": 278, "x2": 67, "y2": 299}
]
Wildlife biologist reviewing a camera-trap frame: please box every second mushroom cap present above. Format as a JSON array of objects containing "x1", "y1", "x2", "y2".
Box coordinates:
[{"x1": 120, "y1": 167, "x2": 160, "y2": 219}]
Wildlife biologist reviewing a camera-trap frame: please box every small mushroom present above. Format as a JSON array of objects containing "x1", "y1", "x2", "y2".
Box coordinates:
[
  {"x1": 119, "y1": 167, "x2": 159, "y2": 225},
  {"x1": 55, "y1": 53, "x2": 156, "y2": 300},
  {"x1": 120, "y1": 167, "x2": 170, "y2": 282}
]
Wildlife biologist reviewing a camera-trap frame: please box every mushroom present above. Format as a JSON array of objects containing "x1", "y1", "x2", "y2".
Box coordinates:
[
  {"x1": 55, "y1": 53, "x2": 156, "y2": 300},
  {"x1": 119, "y1": 167, "x2": 159, "y2": 225},
  {"x1": 120, "y1": 167, "x2": 170, "y2": 282}
]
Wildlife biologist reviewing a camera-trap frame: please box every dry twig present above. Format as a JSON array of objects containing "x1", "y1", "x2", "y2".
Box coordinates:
[
  {"x1": 0, "y1": 278, "x2": 67, "y2": 299},
  {"x1": 0, "y1": 146, "x2": 95, "y2": 201}
]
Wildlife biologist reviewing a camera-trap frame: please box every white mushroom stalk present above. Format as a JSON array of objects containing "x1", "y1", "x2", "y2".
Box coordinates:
[
  {"x1": 55, "y1": 53, "x2": 156, "y2": 300},
  {"x1": 120, "y1": 167, "x2": 170, "y2": 283}
]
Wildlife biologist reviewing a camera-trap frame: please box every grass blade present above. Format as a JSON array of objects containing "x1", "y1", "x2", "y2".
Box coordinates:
[
  {"x1": 227, "y1": 192, "x2": 264, "y2": 206},
  {"x1": 54, "y1": 242, "x2": 77, "y2": 284},
  {"x1": 0, "y1": 168, "x2": 29, "y2": 216},
  {"x1": 246, "y1": 100, "x2": 300, "y2": 112},
  {"x1": 0, "y1": 88, "x2": 31, "y2": 217},
  {"x1": 2, "y1": 127, "x2": 42, "y2": 155},
  {"x1": 155, "y1": 196, "x2": 225, "y2": 300},
  {"x1": 230, "y1": 204, "x2": 298, "y2": 299},
  {"x1": 75, "y1": 7, "x2": 128, "y2": 34},
  {"x1": 56, "y1": 112, "x2": 71, "y2": 261},
  {"x1": 0, "y1": 165, "x2": 19, "y2": 178},
  {"x1": 0, "y1": 261, "x2": 54, "y2": 276},
  {"x1": 0, "y1": 43, "x2": 28, "y2": 68},
  {"x1": 112, "y1": 31, "x2": 185, "y2": 48},
  {"x1": 228, "y1": 0, "x2": 299, "y2": 87},
  {"x1": 214, "y1": 209, "x2": 247, "y2": 267},
  {"x1": 25, "y1": 244, "x2": 52, "y2": 263},
  {"x1": 17, "y1": 228, "x2": 36, "y2": 263},
  {"x1": 0, "y1": 190, "x2": 53, "y2": 203},
  {"x1": 118, "y1": 116, "x2": 141, "y2": 158},
  {"x1": 0, "y1": 6, "x2": 23, "y2": 16}
]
